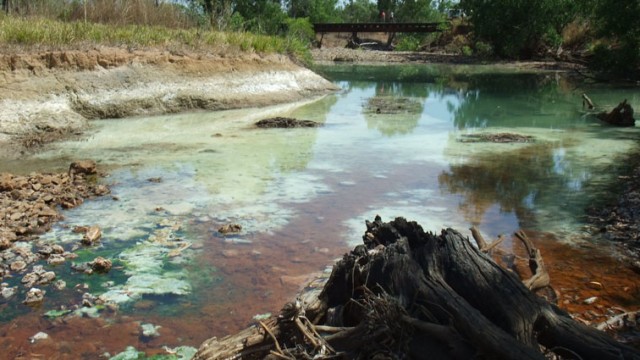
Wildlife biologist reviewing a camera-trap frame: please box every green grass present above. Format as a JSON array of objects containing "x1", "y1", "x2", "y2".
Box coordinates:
[{"x1": 0, "y1": 16, "x2": 311, "y2": 64}]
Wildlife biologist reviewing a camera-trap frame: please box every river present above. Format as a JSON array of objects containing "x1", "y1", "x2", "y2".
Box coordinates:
[{"x1": 1, "y1": 64, "x2": 639, "y2": 358}]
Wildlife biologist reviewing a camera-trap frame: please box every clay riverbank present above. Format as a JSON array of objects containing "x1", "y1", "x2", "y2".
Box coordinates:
[{"x1": 0, "y1": 47, "x2": 338, "y2": 157}]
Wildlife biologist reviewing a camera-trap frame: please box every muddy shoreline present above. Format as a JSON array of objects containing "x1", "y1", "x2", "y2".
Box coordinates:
[{"x1": 0, "y1": 47, "x2": 339, "y2": 158}]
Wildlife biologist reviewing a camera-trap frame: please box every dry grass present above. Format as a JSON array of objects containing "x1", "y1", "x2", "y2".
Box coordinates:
[
  {"x1": 562, "y1": 19, "x2": 591, "y2": 50},
  {"x1": 3, "y1": 0, "x2": 195, "y2": 28},
  {"x1": 0, "y1": 16, "x2": 311, "y2": 63}
]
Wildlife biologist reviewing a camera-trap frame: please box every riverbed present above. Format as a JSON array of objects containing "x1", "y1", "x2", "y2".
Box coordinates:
[{"x1": 1, "y1": 63, "x2": 639, "y2": 358}]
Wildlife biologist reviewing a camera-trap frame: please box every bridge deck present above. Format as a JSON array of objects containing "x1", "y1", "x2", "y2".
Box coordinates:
[{"x1": 313, "y1": 22, "x2": 442, "y2": 33}]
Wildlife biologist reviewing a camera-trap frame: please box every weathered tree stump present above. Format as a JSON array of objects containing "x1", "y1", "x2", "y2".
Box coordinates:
[
  {"x1": 194, "y1": 217, "x2": 640, "y2": 360},
  {"x1": 597, "y1": 99, "x2": 635, "y2": 127}
]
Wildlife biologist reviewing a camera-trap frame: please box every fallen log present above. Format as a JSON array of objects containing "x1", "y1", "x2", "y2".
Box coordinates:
[{"x1": 194, "y1": 216, "x2": 640, "y2": 360}]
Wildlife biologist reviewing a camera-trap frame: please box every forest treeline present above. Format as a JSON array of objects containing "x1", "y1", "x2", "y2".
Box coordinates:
[{"x1": 1, "y1": 0, "x2": 638, "y2": 78}]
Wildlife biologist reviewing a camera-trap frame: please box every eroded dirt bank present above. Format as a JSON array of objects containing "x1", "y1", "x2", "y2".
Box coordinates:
[{"x1": 0, "y1": 47, "x2": 338, "y2": 156}]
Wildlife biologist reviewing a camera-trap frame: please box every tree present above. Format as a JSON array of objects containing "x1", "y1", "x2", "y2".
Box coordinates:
[
  {"x1": 341, "y1": 0, "x2": 378, "y2": 22},
  {"x1": 286, "y1": 0, "x2": 340, "y2": 23},
  {"x1": 460, "y1": 0, "x2": 575, "y2": 58},
  {"x1": 373, "y1": 0, "x2": 441, "y2": 23},
  {"x1": 190, "y1": 0, "x2": 233, "y2": 29},
  {"x1": 234, "y1": 0, "x2": 287, "y2": 34},
  {"x1": 587, "y1": 0, "x2": 640, "y2": 77}
]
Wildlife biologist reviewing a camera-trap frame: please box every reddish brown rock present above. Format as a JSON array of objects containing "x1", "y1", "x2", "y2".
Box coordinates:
[
  {"x1": 82, "y1": 226, "x2": 102, "y2": 245},
  {"x1": 69, "y1": 160, "x2": 97, "y2": 176}
]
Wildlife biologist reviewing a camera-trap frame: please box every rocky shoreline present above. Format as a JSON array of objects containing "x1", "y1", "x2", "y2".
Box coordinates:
[{"x1": 0, "y1": 160, "x2": 111, "y2": 304}]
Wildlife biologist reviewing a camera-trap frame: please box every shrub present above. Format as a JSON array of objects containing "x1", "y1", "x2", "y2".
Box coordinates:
[
  {"x1": 473, "y1": 41, "x2": 493, "y2": 58},
  {"x1": 395, "y1": 35, "x2": 421, "y2": 51}
]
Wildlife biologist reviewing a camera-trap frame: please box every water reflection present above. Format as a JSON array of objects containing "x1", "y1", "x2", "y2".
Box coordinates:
[{"x1": 439, "y1": 142, "x2": 566, "y2": 228}]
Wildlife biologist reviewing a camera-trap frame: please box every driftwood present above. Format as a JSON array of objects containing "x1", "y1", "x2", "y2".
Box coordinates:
[
  {"x1": 597, "y1": 99, "x2": 636, "y2": 127},
  {"x1": 194, "y1": 217, "x2": 640, "y2": 360},
  {"x1": 582, "y1": 94, "x2": 635, "y2": 127}
]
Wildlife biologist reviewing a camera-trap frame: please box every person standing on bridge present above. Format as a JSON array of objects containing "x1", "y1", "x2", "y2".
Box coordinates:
[
  {"x1": 380, "y1": 10, "x2": 386, "y2": 22},
  {"x1": 390, "y1": 11, "x2": 394, "y2": 22}
]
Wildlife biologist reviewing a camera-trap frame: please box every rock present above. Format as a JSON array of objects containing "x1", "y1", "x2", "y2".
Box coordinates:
[
  {"x1": 141, "y1": 323, "x2": 161, "y2": 337},
  {"x1": 47, "y1": 254, "x2": 66, "y2": 265},
  {"x1": 39, "y1": 271, "x2": 56, "y2": 285},
  {"x1": 218, "y1": 223, "x2": 242, "y2": 234},
  {"x1": 10, "y1": 260, "x2": 27, "y2": 272},
  {"x1": 39, "y1": 206, "x2": 58, "y2": 217},
  {"x1": 1, "y1": 286, "x2": 17, "y2": 299},
  {"x1": 0, "y1": 236, "x2": 12, "y2": 251},
  {"x1": 23, "y1": 288, "x2": 45, "y2": 305},
  {"x1": 69, "y1": 160, "x2": 97, "y2": 176},
  {"x1": 0, "y1": 228, "x2": 17, "y2": 245},
  {"x1": 29, "y1": 332, "x2": 49, "y2": 343},
  {"x1": 95, "y1": 184, "x2": 110, "y2": 196},
  {"x1": 89, "y1": 256, "x2": 112, "y2": 273},
  {"x1": 82, "y1": 225, "x2": 101, "y2": 245},
  {"x1": 0, "y1": 173, "x2": 16, "y2": 191},
  {"x1": 584, "y1": 296, "x2": 598, "y2": 305},
  {"x1": 53, "y1": 280, "x2": 66, "y2": 290}
]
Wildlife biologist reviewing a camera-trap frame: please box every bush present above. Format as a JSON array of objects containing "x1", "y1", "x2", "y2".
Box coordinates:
[
  {"x1": 395, "y1": 35, "x2": 421, "y2": 51},
  {"x1": 473, "y1": 41, "x2": 493, "y2": 58},
  {"x1": 283, "y1": 17, "x2": 315, "y2": 45}
]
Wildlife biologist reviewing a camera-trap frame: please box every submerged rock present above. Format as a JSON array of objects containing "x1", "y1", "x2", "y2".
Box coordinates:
[{"x1": 140, "y1": 323, "x2": 161, "y2": 338}]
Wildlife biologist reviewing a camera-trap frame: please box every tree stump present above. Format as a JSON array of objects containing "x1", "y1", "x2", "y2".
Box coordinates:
[
  {"x1": 597, "y1": 99, "x2": 636, "y2": 127},
  {"x1": 194, "y1": 217, "x2": 640, "y2": 360}
]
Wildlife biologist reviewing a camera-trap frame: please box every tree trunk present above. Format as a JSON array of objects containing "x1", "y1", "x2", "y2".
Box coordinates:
[{"x1": 194, "y1": 217, "x2": 640, "y2": 360}]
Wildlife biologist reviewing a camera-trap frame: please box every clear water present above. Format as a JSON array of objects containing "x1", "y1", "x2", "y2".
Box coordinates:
[{"x1": 2, "y1": 64, "x2": 639, "y2": 358}]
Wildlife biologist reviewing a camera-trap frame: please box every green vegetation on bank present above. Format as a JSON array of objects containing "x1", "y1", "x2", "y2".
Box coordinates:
[{"x1": 0, "y1": 0, "x2": 638, "y2": 78}]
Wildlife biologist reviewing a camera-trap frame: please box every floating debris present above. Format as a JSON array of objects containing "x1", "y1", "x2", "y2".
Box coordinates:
[
  {"x1": 255, "y1": 117, "x2": 320, "y2": 128},
  {"x1": 218, "y1": 223, "x2": 242, "y2": 235},
  {"x1": 459, "y1": 132, "x2": 535, "y2": 143}
]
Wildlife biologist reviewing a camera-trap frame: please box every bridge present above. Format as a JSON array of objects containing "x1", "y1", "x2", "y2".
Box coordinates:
[
  {"x1": 313, "y1": 22, "x2": 443, "y2": 47},
  {"x1": 313, "y1": 22, "x2": 442, "y2": 34}
]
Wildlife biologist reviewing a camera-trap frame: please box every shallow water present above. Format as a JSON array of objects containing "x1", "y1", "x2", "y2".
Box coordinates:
[{"x1": 2, "y1": 64, "x2": 640, "y2": 358}]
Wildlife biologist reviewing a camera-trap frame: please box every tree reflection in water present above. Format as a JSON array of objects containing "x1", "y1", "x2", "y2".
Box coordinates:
[{"x1": 439, "y1": 142, "x2": 562, "y2": 227}]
